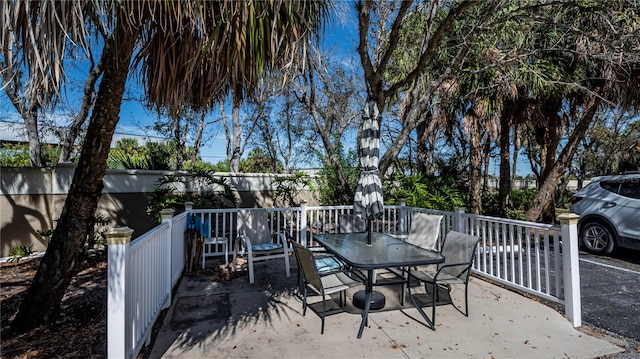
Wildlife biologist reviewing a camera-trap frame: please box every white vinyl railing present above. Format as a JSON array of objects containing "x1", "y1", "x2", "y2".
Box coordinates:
[
  {"x1": 462, "y1": 213, "x2": 563, "y2": 301},
  {"x1": 106, "y1": 209, "x2": 185, "y2": 359},
  {"x1": 107, "y1": 204, "x2": 581, "y2": 358}
]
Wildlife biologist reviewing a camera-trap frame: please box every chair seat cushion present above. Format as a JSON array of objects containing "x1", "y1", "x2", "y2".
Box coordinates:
[
  {"x1": 316, "y1": 257, "x2": 344, "y2": 274},
  {"x1": 252, "y1": 243, "x2": 283, "y2": 251}
]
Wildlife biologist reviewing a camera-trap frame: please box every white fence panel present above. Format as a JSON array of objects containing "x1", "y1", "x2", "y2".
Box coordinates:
[
  {"x1": 461, "y1": 213, "x2": 563, "y2": 303},
  {"x1": 171, "y1": 212, "x2": 188, "y2": 286},
  {"x1": 107, "y1": 215, "x2": 176, "y2": 359},
  {"x1": 128, "y1": 223, "x2": 172, "y2": 358}
]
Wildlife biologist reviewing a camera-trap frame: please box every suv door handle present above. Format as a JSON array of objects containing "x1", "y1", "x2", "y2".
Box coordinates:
[{"x1": 603, "y1": 202, "x2": 617, "y2": 208}]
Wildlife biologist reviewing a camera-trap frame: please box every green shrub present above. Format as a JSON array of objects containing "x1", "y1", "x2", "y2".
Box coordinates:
[
  {"x1": 273, "y1": 171, "x2": 316, "y2": 207},
  {"x1": 146, "y1": 170, "x2": 238, "y2": 222},
  {"x1": 0, "y1": 143, "x2": 61, "y2": 167},
  {"x1": 8, "y1": 244, "x2": 33, "y2": 263},
  {"x1": 384, "y1": 172, "x2": 467, "y2": 211},
  {"x1": 316, "y1": 143, "x2": 359, "y2": 206},
  {"x1": 511, "y1": 188, "x2": 537, "y2": 210}
]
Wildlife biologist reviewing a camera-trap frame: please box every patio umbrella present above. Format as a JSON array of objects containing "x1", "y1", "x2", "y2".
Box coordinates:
[{"x1": 353, "y1": 99, "x2": 384, "y2": 245}]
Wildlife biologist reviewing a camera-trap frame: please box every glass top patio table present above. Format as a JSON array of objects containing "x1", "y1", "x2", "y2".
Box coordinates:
[
  {"x1": 313, "y1": 231, "x2": 445, "y2": 338},
  {"x1": 313, "y1": 231, "x2": 444, "y2": 269}
]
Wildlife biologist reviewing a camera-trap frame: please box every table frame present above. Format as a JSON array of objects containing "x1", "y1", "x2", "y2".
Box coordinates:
[{"x1": 313, "y1": 231, "x2": 445, "y2": 338}]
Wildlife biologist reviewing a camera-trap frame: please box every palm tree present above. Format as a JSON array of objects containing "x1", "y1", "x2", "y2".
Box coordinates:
[{"x1": 3, "y1": 0, "x2": 329, "y2": 332}]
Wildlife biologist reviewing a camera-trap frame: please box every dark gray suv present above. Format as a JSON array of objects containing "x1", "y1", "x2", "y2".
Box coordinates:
[{"x1": 570, "y1": 173, "x2": 640, "y2": 254}]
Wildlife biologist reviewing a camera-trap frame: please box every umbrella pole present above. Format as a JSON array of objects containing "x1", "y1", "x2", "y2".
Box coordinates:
[{"x1": 367, "y1": 218, "x2": 372, "y2": 245}]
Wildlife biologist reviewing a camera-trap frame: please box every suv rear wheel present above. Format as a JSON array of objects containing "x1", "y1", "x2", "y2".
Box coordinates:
[{"x1": 580, "y1": 220, "x2": 616, "y2": 254}]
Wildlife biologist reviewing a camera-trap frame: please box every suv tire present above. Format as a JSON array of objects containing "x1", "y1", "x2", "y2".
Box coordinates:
[{"x1": 580, "y1": 220, "x2": 616, "y2": 254}]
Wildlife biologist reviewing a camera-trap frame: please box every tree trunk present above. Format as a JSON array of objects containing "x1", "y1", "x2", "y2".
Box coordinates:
[
  {"x1": 189, "y1": 111, "x2": 206, "y2": 169},
  {"x1": 172, "y1": 114, "x2": 184, "y2": 170},
  {"x1": 11, "y1": 21, "x2": 138, "y2": 333},
  {"x1": 258, "y1": 112, "x2": 279, "y2": 173},
  {"x1": 297, "y1": 57, "x2": 353, "y2": 196},
  {"x1": 2, "y1": 59, "x2": 44, "y2": 167},
  {"x1": 23, "y1": 109, "x2": 45, "y2": 167},
  {"x1": 526, "y1": 96, "x2": 601, "y2": 221},
  {"x1": 512, "y1": 122, "x2": 521, "y2": 186},
  {"x1": 309, "y1": 106, "x2": 353, "y2": 199},
  {"x1": 229, "y1": 99, "x2": 241, "y2": 173},
  {"x1": 4, "y1": 86, "x2": 44, "y2": 167},
  {"x1": 498, "y1": 108, "x2": 512, "y2": 211},
  {"x1": 468, "y1": 111, "x2": 483, "y2": 214},
  {"x1": 221, "y1": 100, "x2": 232, "y2": 168},
  {"x1": 416, "y1": 111, "x2": 435, "y2": 176},
  {"x1": 59, "y1": 58, "x2": 103, "y2": 163},
  {"x1": 482, "y1": 139, "x2": 492, "y2": 192},
  {"x1": 537, "y1": 101, "x2": 563, "y2": 222}
]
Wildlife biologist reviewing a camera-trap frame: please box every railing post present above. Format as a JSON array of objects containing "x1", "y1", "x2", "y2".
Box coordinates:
[
  {"x1": 299, "y1": 201, "x2": 308, "y2": 246},
  {"x1": 558, "y1": 213, "x2": 582, "y2": 327},
  {"x1": 106, "y1": 226, "x2": 134, "y2": 359},
  {"x1": 398, "y1": 198, "x2": 408, "y2": 233},
  {"x1": 454, "y1": 207, "x2": 466, "y2": 233},
  {"x1": 184, "y1": 201, "x2": 193, "y2": 212},
  {"x1": 160, "y1": 208, "x2": 175, "y2": 309}
]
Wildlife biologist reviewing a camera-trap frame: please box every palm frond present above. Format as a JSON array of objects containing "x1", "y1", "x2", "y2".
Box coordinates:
[{"x1": 1, "y1": 0, "x2": 93, "y2": 107}]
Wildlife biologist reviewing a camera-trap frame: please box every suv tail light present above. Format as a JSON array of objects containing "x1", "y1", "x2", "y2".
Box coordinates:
[{"x1": 571, "y1": 195, "x2": 583, "y2": 204}]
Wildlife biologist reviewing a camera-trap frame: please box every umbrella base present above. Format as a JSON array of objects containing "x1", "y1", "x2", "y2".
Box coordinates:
[{"x1": 353, "y1": 290, "x2": 386, "y2": 310}]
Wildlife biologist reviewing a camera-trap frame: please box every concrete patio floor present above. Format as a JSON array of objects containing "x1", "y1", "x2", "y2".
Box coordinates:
[{"x1": 150, "y1": 257, "x2": 624, "y2": 359}]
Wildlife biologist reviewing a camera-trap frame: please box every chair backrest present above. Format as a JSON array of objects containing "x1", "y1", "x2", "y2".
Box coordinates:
[
  {"x1": 291, "y1": 242, "x2": 323, "y2": 291},
  {"x1": 338, "y1": 213, "x2": 366, "y2": 233},
  {"x1": 237, "y1": 209, "x2": 272, "y2": 245},
  {"x1": 407, "y1": 213, "x2": 443, "y2": 251},
  {"x1": 440, "y1": 231, "x2": 480, "y2": 279}
]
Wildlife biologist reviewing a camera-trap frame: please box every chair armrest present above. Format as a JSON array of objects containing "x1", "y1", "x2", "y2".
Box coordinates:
[
  {"x1": 271, "y1": 232, "x2": 290, "y2": 251},
  {"x1": 235, "y1": 234, "x2": 253, "y2": 256},
  {"x1": 271, "y1": 232, "x2": 287, "y2": 243},
  {"x1": 433, "y1": 262, "x2": 473, "y2": 280}
]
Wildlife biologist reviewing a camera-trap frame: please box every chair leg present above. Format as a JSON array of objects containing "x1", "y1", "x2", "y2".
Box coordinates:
[
  {"x1": 302, "y1": 287, "x2": 308, "y2": 316},
  {"x1": 321, "y1": 294, "x2": 326, "y2": 334},
  {"x1": 202, "y1": 243, "x2": 206, "y2": 269},
  {"x1": 296, "y1": 268, "x2": 302, "y2": 294},
  {"x1": 223, "y1": 242, "x2": 229, "y2": 266},
  {"x1": 431, "y1": 281, "x2": 437, "y2": 327},
  {"x1": 232, "y1": 242, "x2": 239, "y2": 271},
  {"x1": 248, "y1": 256, "x2": 255, "y2": 284},
  {"x1": 284, "y1": 250, "x2": 291, "y2": 278},
  {"x1": 464, "y1": 283, "x2": 469, "y2": 316},
  {"x1": 400, "y1": 266, "x2": 407, "y2": 305}
]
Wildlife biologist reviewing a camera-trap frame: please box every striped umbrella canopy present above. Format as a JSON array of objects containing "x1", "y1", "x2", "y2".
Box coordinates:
[{"x1": 353, "y1": 100, "x2": 384, "y2": 241}]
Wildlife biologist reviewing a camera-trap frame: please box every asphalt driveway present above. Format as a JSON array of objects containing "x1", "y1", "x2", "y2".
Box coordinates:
[{"x1": 580, "y1": 250, "x2": 640, "y2": 342}]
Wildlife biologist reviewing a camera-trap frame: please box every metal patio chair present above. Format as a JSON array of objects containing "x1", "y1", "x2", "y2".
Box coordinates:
[
  {"x1": 409, "y1": 230, "x2": 480, "y2": 326},
  {"x1": 232, "y1": 209, "x2": 290, "y2": 284},
  {"x1": 406, "y1": 213, "x2": 443, "y2": 252},
  {"x1": 338, "y1": 213, "x2": 366, "y2": 234},
  {"x1": 200, "y1": 218, "x2": 229, "y2": 268},
  {"x1": 292, "y1": 241, "x2": 360, "y2": 334}
]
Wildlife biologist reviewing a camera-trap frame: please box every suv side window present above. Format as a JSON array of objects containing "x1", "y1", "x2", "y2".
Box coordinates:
[
  {"x1": 600, "y1": 181, "x2": 620, "y2": 193},
  {"x1": 619, "y1": 182, "x2": 640, "y2": 199}
]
